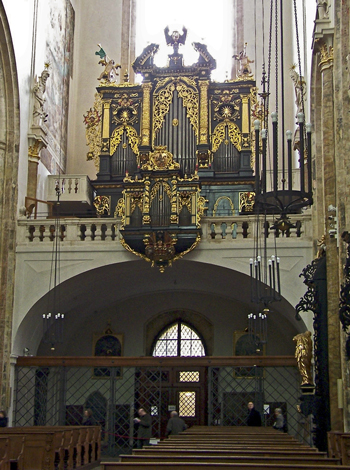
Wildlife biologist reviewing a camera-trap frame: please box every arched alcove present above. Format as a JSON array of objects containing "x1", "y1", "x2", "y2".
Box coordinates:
[{"x1": 14, "y1": 260, "x2": 307, "y2": 359}]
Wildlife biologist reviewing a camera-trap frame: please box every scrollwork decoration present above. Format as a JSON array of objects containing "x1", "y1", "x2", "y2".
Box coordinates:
[
  {"x1": 211, "y1": 121, "x2": 242, "y2": 153},
  {"x1": 83, "y1": 93, "x2": 103, "y2": 170},
  {"x1": 93, "y1": 195, "x2": 110, "y2": 216},
  {"x1": 339, "y1": 231, "x2": 350, "y2": 359},
  {"x1": 152, "y1": 77, "x2": 199, "y2": 144},
  {"x1": 110, "y1": 125, "x2": 140, "y2": 156}
]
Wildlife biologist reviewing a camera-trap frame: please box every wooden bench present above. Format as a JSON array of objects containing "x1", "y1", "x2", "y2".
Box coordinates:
[
  {"x1": 100, "y1": 462, "x2": 350, "y2": 470},
  {"x1": 0, "y1": 437, "x2": 9, "y2": 470},
  {"x1": 101, "y1": 425, "x2": 338, "y2": 470},
  {"x1": 152, "y1": 443, "x2": 315, "y2": 450},
  {"x1": 120, "y1": 454, "x2": 341, "y2": 466},
  {"x1": 0, "y1": 425, "x2": 100, "y2": 470},
  {"x1": 132, "y1": 448, "x2": 327, "y2": 459},
  {"x1": 182, "y1": 426, "x2": 278, "y2": 433}
]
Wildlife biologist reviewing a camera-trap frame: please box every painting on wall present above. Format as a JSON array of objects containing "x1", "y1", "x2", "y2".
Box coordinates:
[
  {"x1": 92, "y1": 323, "x2": 124, "y2": 379},
  {"x1": 233, "y1": 330, "x2": 265, "y2": 378}
]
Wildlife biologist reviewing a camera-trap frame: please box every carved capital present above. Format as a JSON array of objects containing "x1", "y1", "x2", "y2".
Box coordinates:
[
  {"x1": 27, "y1": 137, "x2": 47, "y2": 163},
  {"x1": 315, "y1": 40, "x2": 334, "y2": 71}
]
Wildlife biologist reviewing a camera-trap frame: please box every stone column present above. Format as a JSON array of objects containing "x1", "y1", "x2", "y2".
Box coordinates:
[
  {"x1": 319, "y1": 40, "x2": 343, "y2": 431},
  {"x1": 121, "y1": 0, "x2": 136, "y2": 83},
  {"x1": 27, "y1": 137, "x2": 46, "y2": 200}
]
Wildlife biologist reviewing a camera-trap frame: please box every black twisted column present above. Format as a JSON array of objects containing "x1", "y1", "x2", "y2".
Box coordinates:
[{"x1": 295, "y1": 251, "x2": 330, "y2": 451}]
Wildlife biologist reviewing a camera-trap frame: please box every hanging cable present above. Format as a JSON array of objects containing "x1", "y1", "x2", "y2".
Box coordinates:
[{"x1": 279, "y1": 0, "x2": 286, "y2": 191}]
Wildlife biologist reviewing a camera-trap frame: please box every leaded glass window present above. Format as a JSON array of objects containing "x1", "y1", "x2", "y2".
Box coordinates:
[{"x1": 152, "y1": 321, "x2": 205, "y2": 357}]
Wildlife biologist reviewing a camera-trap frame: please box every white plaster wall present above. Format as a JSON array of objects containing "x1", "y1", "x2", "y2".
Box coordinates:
[
  {"x1": 67, "y1": 0, "x2": 123, "y2": 178},
  {"x1": 242, "y1": 0, "x2": 302, "y2": 167},
  {"x1": 2, "y1": 0, "x2": 34, "y2": 211},
  {"x1": 12, "y1": 223, "x2": 313, "y2": 356}
]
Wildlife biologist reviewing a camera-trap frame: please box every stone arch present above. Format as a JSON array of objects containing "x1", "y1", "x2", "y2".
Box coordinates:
[
  {"x1": 0, "y1": 2, "x2": 20, "y2": 408},
  {"x1": 145, "y1": 309, "x2": 214, "y2": 356}
]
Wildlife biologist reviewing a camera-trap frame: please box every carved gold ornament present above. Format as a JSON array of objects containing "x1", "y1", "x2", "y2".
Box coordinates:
[
  {"x1": 197, "y1": 196, "x2": 208, "y2": 224},
  {"x1": 143, "y1": 147, "x2": 180, "y2": 171},
  {"x1": 212, "y1": 90, "x2": 241, "y2": 122},
  {"x1": 93, "y1": 195, "x2": 111, "y2": 216},
  {"x1": 111, "y1": 93, "x2": 139, "y2": 126},
  {"x1": 211, "y1": 121, "x2": 242, "y2": 153},
  {"x1": 152, "y1": 77, "x2": 198, "y2": 144},
  {"x1": 114, "y1": 198, "x2": 125, "y2": 223},
  {"x1": 83, "y1": 93, "x2": 103, "y2": 170},
  {"x1": 318, "y1": 42, "x2": 334, "y2": 67},
  {"x1": 110, "y1": 125, "x2": 140, "y2": 156},
  {"x1": 130, "y1": 191, "x2": 143, "y2": 214},
  {"x1": 239, "y1": 191, "x2": 255, "y2": 212}
]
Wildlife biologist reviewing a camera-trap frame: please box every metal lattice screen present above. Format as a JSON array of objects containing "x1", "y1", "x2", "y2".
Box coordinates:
[
  {"x1": 14, "y1": 366, "x2": 163, "y2": 456},
  {"x1": 14, "y1": 363, "x2": 312, "y2": 456},
  {"x1": 208, "y1": 365, "x2": 313, "y2": 445}
]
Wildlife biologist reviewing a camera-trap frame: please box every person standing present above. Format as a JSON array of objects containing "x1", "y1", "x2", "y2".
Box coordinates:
[
  {"x1": 82, "y1": 408, "x2": 95, "y2": 425},
  {"x1": 134, "y1": 408, "x2": 152, "y2": 448},
  {"x1": 166, "y1": 411, "x2": 187, "y2": 437},
  {"x1": 246, "y1": 402, "x2": 262, "y2": 426},
  {"x1": 273, "y1": 408, "x2": 285, "y2": 431},
  {"x1": 0, "y1": 410, "x2": 8, "y2": 427}
]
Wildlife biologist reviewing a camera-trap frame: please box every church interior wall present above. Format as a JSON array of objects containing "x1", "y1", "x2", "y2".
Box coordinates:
[
  {"x1": 0, "y1": 0, "x2": 335, "y2": 429},
  {"x1": 2, "y1": 0, "x2": 34, "y2": 209},
  {"x1": 27, "y1": 272, "x2": 301, "y2": 358},
  {"x1": 67, "y1": 0, "x2": 123, "y2": 178}
]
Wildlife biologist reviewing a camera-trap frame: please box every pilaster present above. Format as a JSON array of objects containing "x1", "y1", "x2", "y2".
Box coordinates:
[{"x1": 318, "y1": 39, "x2": 343, "y2": 431}]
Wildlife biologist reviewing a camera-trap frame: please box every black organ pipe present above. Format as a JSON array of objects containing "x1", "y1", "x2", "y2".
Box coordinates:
[
  {"x1": 306, "y1": 123, "x2": 312, "y2": 195},
  {"x1": 261, "y1": 129, "x2": 267, "y2": 194},
  {"x1": 254, "y1": 120, "x2": 260, "y2": 195},
  {"x1": 154, "y1": 93, "x2": 196, "y2": 175},
  {"x1": 286, "y1": 130, "x2": 293, "y2": 192},
  {"x1": 272, "y1": 112, "x2": 278, "y2": 194},
  {"x1": 298, "y1": 112, "x2": 305, "y2": 194}
]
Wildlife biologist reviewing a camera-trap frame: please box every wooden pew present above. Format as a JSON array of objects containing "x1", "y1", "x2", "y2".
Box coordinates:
[
  {"x1": 132, "y1": 448, "x2": 327, "y2": 459},
  {"x1": 0, "y1": 437, "x2": 9, "y2": 470},
  {"x1": 100, "y1": 462, "x2": 350, "y2": 470},
  {"x1": 0, "y1": 427, "x2": 64, "y2": 470},
  {"x1": 119, "y1": 454, "x2": 341, "y2": 466},
  {"x1": 0, "y1": 425, "x2": 100, "y2": 470},
  {"x1": 152, "y1": 443, "x2": 316, "y2": 450},
  {"x1": 102, "y1": 425, "x2": 342, "y2": 470},
  {"x1": 164, "y1": 438, "x2": 304, "y2": 445},
  {"x1": 183, "y1": 426, "x2": 278, "y2": 433}
]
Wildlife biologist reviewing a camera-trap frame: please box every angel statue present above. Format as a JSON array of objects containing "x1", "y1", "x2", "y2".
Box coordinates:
[
  {"x1": 293, "y1": 331, "x2": 314, "y2": 386},
  {"x1": 164, "y1": 26, "x2": 187, "y2": 55},
  {"x1": 95, "y1": 44, "x2": 121, "y2": 83},
  {"x1": 233, "y1": 43, "x2": 254, "y2": 78}
]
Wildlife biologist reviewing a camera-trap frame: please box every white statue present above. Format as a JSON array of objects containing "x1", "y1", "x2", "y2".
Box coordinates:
[
  {"x1": 32, "y1": 65, "x2": 50, "y2": 127},
  {"x1": 290, "y1": 65, "x2": 306, "y2": 118},
  {"x1": 233, "y1": 43, "x2": 254, "y2": 78}
]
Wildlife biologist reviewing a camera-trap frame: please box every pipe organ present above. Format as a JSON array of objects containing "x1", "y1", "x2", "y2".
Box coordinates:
[{"x1": 86, "y1": 30, "x2": 256, "y2": 269}]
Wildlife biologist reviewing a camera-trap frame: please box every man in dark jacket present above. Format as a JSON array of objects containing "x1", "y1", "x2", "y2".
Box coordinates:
[
  {"x1": 134, "y1": 408, "x2": 152, "y2": 448},
  {"x1": 246, "y1": 401, "x2": 261, "y2": 426},
  {"x1": 166, "y1": 411, "x2": 187, "y2": 437}
]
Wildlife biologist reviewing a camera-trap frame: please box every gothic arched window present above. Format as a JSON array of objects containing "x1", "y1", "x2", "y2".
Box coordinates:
[{"x1": 152, "y1": 320, "x2": 206, "y2": 357}]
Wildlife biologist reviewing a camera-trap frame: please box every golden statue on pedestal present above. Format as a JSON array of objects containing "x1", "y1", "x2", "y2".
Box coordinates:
[{"x1": 293, "y1": 331, "x2": 314, "y2": 386}]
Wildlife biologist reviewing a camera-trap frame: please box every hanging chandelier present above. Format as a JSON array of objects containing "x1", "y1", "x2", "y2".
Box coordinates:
[
  {"x1": 43, "y1": 181, "x2": 64, "y2": 350},
  {"x1": 248, "y1": 0, "x2": 313, "y2": 343}
]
